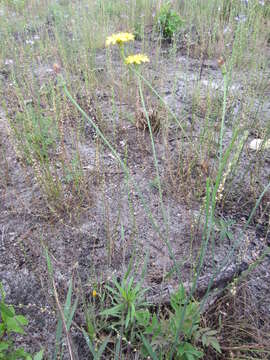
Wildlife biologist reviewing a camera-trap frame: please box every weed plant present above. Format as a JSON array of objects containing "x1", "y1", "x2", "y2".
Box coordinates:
[{"x1": 0, "y1": 283, "x2": 44, "y2": 360}]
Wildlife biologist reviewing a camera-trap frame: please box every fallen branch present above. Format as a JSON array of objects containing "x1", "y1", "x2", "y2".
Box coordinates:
[{"x1": 146, "y1": 261, "x2": 249, "y2": 311}]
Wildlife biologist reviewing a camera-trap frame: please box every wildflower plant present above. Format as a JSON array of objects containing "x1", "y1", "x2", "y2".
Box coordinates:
[
  {"x1": 106, "y1": 32, "x2": 135, "y2": 61},
  {"x1": 105, "y1": 32, "x2": 135, "y2": 47},
  {"x1": 101, "y1": 276, "x2": 149, "y2": 331},
  {"x1": 105, "y1": 31, "x2": 149, "y2": 68},
  {"x1": 125, "y1": 54, "x2": 150, "y2": 65}
]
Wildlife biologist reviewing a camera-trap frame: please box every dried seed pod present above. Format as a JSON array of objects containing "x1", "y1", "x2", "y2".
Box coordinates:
[
  {"x1": 53, "y1": 63, "x2": 61, "y2": 74},
  {"x1": 135, "y1": 108, "x2": 160, "y2": 133}
]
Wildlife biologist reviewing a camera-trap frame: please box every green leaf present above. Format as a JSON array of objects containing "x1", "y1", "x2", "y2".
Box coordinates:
[
  {"x1": 15, "y1": 315, "x2": 28, "y2": 326},
  {"x1": 145, "y1": 314, "x2": 161, "y2": 336},
  {"x1": 66, "y1": 298, "x2": 78, "y2": 330},
  {"x1": 0, "y1": 342, "x2": 9, "y2": 352},
  {"x1": 0, "y1": 324, "x2": 5, "y2": 336},
  {"x1": 53, "y1": 315, "x2": 63, "y2": 360},
  {"x1": 64, "y1": 279, "x2": 73, "y2": 318},
  {"x1": 82, "y1": 329, "x2": 96, "y2": 356},
  {"x1": 0, "y1": 283, "x2": 6, "y2": 302},
  {"x1": 112, "y1": 279, "x2": 123, "y2": 294},
  {"x1": 204, "y1": 329, "x2": 218, "y2": 337},
  {"x1": 104, "y1": 285, "x2": 119, "y2": 297},
  {"x1": 135, "y1": 309, "x2": 150, "y2": 326},
  {"x1": 208, "y1": 337, "x2": 221, "y2": 353},
  {"x1": 131, "y1": 303, "x2": 135, "y2": 323},
  {"x1": 53, "y1": 279, "x2": 76, "y2": 360},
  {"x1": 140, "y1": 334, "x2": 158, "y2": 360},
  {"x1": 186, "y1": 353, "x2": 195, "y2": 360},
  {"x1": 100, "y1": 304, "x2": 123, "y2": 317},
  {"x1": 12, "y1": 347, "x2": 31, "y2": 358},
  {"x1": 6, "y1": 315, "x2": 28, "y2": 334},
  {"x1": 177, "y1": 343, "x2": 203, "y2": 359},
  {"x1": 96, "y1": 337, "x2": 110, "y2": 359},
  {"x1": 0, "y1": 303, "x2": 14, "y2": 318},
  {"x1": 115, "y1": 336, "x2": 121, "y2": 359},
  {"x1": 125, "y1": 309, "x2": 130, "y2": 329},
  {"x1": 33, "y1": 349, "x2": 44, "y2": 360}
]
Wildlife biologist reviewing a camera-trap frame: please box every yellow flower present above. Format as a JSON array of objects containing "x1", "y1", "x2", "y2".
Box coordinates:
[
  {"x1": 125, "y1": 54, "x2": 150, "y2": 65},
  {"x1": 92, "y1": 290, "x2": 97, "y2": 297},
  {"x1": 106, "y1": 32, "x2": 134, "y2": 47}
]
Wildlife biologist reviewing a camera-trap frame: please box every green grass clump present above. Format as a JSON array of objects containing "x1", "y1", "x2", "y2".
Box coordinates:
[
  {"x1": 155, "y1": 2, "x2": 184, "y2": 41},
  {"x1": 12, "y1": 105, "x2": 58, "y2": 163}
]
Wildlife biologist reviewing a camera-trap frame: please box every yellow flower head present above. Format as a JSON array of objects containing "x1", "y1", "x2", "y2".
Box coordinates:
[
  {"x1": 125, "y1": 54, "x2": 150, "y2": 65},
  {"x1": 92, "y1": 290, "x2": 97, "y2": 297},
  {"x1": 106, "y1": 32, "x2": 135, "y2": 47}
]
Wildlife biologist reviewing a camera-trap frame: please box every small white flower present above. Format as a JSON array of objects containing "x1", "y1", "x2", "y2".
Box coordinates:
[
  {"x1": 26, "y1": 39, "x2": 35, "y2": 45},
  {"x1": 5, "y1": 59, "x2": 13, "y2": 65}
]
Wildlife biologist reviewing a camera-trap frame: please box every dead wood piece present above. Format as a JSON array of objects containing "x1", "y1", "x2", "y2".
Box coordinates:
[{"x1": 146, "y1": 261, "x2": 249, "y2": 311}]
